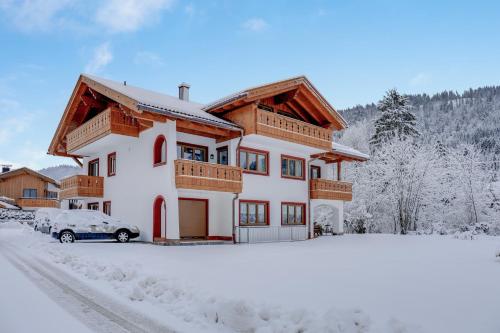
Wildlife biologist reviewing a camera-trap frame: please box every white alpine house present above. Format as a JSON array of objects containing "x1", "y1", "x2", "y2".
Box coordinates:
[{"x1": 48, "y1": 74, "x2": 368, "y2": 243}]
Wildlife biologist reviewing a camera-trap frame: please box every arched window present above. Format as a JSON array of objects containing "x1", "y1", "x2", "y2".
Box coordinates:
[{"x1": 153, "y1": 135, "x2": 167, "y2": 166}]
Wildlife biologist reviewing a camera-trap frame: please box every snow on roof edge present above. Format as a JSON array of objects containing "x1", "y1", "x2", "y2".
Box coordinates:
[
  {"x1": 332, "y1": 142, "x2": 370, "y2": 160},
  {"x1": 137, "y1": 103, "x2": 241, "y2": 131},
  {"x1": 0, "y1": 200, "x2": 20, "y2": 210}
]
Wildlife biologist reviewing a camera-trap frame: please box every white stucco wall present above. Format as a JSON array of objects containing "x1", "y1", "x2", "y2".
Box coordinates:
[
  {"x1": 71, "y1": 122, "x2": 343, "y2": 242},
  {"x1": 80, "y1": 120, "x2": 180, "y2": 242}
]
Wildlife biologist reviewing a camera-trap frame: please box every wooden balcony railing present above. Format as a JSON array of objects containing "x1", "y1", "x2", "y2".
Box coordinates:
[
  {"x1": 66, "y1": 107, "x2": 139, "y2": 152},
  {"x1": 59, "y1": 175, "x2": 104, "y2": 200},
  {"x1": 16, "y1": 198, "x2": 60, "y2": 208},
  {"x1": 175, "y1": 160, "x2": 243, "y2": 193},
  {"x1": 256, "y1": 109, "x2": 332, "y2": 150},
  {"x1": 309, "y1": 179, "x2": 353, "y2": 201}
]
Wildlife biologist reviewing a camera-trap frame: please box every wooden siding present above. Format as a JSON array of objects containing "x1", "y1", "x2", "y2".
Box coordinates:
[
  {"x1": 59, "y1": 175, "x2": 104, "y2": 200},
  {"x1": 0, "y1": 174, "x2": 48, "y2": 201},
  {"x1": 309, "y1": 179, "x2": 353, "y2": 201},
  {"x1": 175, "y1": 160, "x2": 243, "y2": 193},
  {"x1": 225, "y1": 105, "x2": 332, "y2": 150},
  {"x1": 16, "y1": 198, "x2": 59, "y2": 208},
  {"x1": 66, "y1": 107, "x2": 140, "y2": 152}
]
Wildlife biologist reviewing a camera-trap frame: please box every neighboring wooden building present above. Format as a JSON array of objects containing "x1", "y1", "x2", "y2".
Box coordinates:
[{"x1": 0, "y1": 167, "x2": 60, "y2": 209}]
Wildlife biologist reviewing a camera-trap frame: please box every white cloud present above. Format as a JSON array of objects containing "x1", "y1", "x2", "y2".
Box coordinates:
[
  {"x1": 96, "y1": 0, "x2": 174, "y2": 33},
  {"x1": 242, "y1": 18, "x2": 268, "y2": 32},
  {"x1": 0, "y1": 98, "x2": 20, "y2": 113},
  {"x1": 0, "y1": 114, "x2": 33, "y2": 145},
  {"x1": 410, "y1": 72, "x2": 431, "y2": 86},
  {"x1": 134, "y1": 51, "x2": 165, "y2": 67},
  {"x1": 85, "y1": 42, "x2": 113, "y2": 74},
  {"x1": 0, "y1": 0, "x2": 74, "y2": 32},
  {"x1": 184, "y1": 3, "x2": 194, "y2": 16}
]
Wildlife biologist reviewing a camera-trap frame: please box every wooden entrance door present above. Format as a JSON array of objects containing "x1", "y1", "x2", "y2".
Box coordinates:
[{"x1": 178, "y1": 198, "x2": 208, "y2": 239}]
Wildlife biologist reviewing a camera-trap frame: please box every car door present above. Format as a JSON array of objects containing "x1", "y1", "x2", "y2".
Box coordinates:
[{"x1": 70, "y1": 214, "x2": 93, "y2": 239}]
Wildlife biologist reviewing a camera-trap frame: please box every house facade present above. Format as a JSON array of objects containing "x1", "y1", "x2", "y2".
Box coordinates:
[
  {"x1": 0, "y1": 167, "x2": 59, "y2": 209},
  {"x1": 48, "y1": 75, "x2": 367, "y2": 243}
]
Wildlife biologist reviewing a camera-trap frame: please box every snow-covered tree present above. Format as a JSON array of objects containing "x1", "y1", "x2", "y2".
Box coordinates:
[
  {"x1": 340, "y1": 85, "x2": 500, "y2": 235},
  {"x1": 369, "y1": 89, "x2": 420, "y2": 148}
]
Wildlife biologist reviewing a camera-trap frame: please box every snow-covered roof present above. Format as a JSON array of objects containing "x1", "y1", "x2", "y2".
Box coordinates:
[
  {"x1": 0, "y1": 167, "x2": 59, "y2": 186},
  {"x1": 332, "y1": 142, "x2": 370, "y2": 161},
  {"x1": 84, "y1": 75, "x2": 241, "y2": 131},
  {"x1": 0, "y1": 200, "x2": 19, "y2": 210}
]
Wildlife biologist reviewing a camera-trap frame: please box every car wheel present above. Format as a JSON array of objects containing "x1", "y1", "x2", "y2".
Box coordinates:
[
  {"x1": 116, "y1": 230, "x2": 130, "y2": 243},
  {"x1": 59, "y1": 231, "x2": 75, "y2": 243}
]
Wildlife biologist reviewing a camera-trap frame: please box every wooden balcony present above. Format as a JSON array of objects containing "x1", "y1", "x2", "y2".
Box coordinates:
[
  {"x1": 66, "y1": 107, "x2": 140, "y2": 153},
  {"x1": 175, "y1": 160, "x2": 243, "y2": 193},
  {"x1": 256, "y1": 109, "x2": 332, "y2": 149},
  {"x1": 16, "y1": 198, "x2": 60, "y2": 208},
  {"x1": 225, "y1": 106, "x2": 332, "y2": 150},
  {"x1": 59, "y1": 175, "x2": 104, "y2": 200},
  {"x1": 309, "y1": 179, "x2": 353, "y2": 201}
]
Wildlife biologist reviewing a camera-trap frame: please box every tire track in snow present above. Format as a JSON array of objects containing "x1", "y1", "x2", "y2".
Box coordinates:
[{"x1": 0, "y1": 243, "x2": 176, "y2": 333}]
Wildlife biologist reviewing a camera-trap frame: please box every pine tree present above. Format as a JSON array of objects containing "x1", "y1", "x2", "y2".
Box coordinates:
[{"x1": 369, "y1": 89, "x2": 420, "y2": 149}]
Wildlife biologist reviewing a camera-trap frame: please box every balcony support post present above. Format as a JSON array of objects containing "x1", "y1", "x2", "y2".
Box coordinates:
[{"x1": 337, "y1": 161, "x2": 342, "y2": 181}]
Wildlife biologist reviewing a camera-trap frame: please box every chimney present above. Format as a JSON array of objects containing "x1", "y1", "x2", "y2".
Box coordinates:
[
  {"x1": 1, "y1": 164, "x2": 11, "y2": 173},
  {"x1": 178, "y1": 82, "x2": 190, "y2": 101}
]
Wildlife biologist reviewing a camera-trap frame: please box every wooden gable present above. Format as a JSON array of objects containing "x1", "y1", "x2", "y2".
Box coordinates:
[
  {"x1": 48, "y1": 75, "x2": 240, "y2": 160},
  {"x1": 48, "y1": 76, "x2": 164, "y2": 159},
  {"x1": 204, "y1": 76, "x2": 347, "y2": 130}
]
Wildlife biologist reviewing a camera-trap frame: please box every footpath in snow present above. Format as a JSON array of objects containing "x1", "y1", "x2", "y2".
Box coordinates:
[{"x1": 1, "y1": 221, "x2": 499, "y2": 333}]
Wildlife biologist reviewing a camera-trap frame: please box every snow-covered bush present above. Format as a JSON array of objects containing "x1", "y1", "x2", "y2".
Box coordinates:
[{"x1": 0, "y1": 208, "x2": 34, "y2": 221}]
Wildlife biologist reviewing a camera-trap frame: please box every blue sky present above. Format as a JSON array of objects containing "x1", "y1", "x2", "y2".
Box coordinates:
[{"x1": 1, "y1": 0, "x2": 499, "y2": 169}]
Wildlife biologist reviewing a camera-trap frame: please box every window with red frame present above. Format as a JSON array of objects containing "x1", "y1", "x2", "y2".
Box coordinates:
[
  {"x1": 87, "y1": 202, "x2": 99, "y2": 211},
  {"x1": 88, "y1": 159, "x2": 99, "y2": 176},
  {"x1": 281, "y1": 203, "x2": 305, "y2": 225},
  {"x1": 107, "y1": 153, "x2": 116, "y2": 176},
  {"x1": 310, "y1": 165, "x2": 321, "y2": 179},
  {"x1": 153, "y1": 135, "x2": 167, "y2": 166},
  {"x1": 238, "y1": 148, "x2": 268, "y2": 175},
  {"x1": 103, "y1": 201, "x2": 111, "y2": 216},
  {"x1": 239, "y1": 200, "x2": 269, "y2": 226},
  {"x1": 281, "y1": 155, "x2": 305, "y2": 180}
]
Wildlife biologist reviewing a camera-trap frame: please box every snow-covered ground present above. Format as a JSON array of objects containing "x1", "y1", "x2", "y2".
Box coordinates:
[
  {"x1": 1, "y1": 222, "x2": 499, "y2": 333},
  {"x1": 0, "y1": 244, "x2": 93, "y2": 333}
]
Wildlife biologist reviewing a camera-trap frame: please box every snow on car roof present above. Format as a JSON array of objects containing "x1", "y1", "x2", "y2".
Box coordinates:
[
  {"x1": 35, "y1": 208, "x2": 62, "y2": 218},
  {"x1": 56, "y1": 209, "x2": 119, "y2": 224}
]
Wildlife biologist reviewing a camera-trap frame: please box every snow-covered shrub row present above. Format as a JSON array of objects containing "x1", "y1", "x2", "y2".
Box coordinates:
[{"x1": 0, "y1": 208, "x2": 34, "y2": 221}]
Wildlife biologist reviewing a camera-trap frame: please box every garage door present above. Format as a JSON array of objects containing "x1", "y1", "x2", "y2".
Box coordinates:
[{"x1": 179, "y1": 199, "x2": 207, "y2": 239}]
